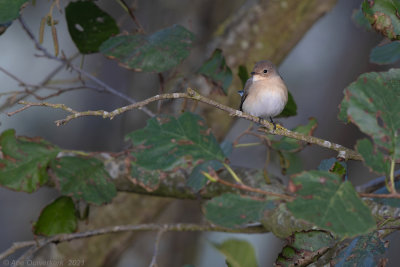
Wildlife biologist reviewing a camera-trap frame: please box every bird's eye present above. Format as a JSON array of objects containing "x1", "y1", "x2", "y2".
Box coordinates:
[{"x1": 263, "y1": 69, "x2": 268, "y2": 73}]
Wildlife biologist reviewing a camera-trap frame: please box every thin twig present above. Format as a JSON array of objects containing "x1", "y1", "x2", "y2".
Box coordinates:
[
  {"x1": 119, "y1": 0, "x2": 145, "y2": 33},
  {"x1": 149, "y1": 227, "x2": 167, "y2": 267},
  {"x1": 157, "y1": 73, "x2": 165, "y2": 113},
  {"x1": 233, "y1": 123, "x2": 254, "y2": 146},
  {"x1": 0, "y1": 53, "x2": 80, "y2": 112},
  {"x1": 390, "y1": 158, "x2": 396, "y2": 194},
  {"x1": 17, "y1": 16, "x2": 154, "y2": 117},
  {"x1": 9, "y1": 88, "x2": 362, "y2": 161},
  {"x1": 213, "y1": 173, "x2": 295, "y2": 201},
  {"x1": 0, "y1": 241, "x2": 36, "y2": 260},
  {"x1": 0, "y1": 66, "x2": 104, "y2": 100},
  {"x1": 359, "y1": 192, "x2": 400, "y2": 199},
  {"x1": 356, "y1": 170, "x2": 400, "y2": 193},
  {"x1": 0, "y1": 223, "x2": 267, "y2": 261}
]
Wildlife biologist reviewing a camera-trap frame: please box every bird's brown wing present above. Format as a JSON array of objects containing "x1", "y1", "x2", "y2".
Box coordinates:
[{"x1": 239, "y1": 78, "x2": 252, "y2": 111}]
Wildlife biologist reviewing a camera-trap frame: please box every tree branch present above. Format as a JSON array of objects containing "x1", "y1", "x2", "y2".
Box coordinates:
[
  {"x1": 118, "y1": 0, "x2": 145, "y2": 33},
  {"x1": 17, "y1": 16, "x2": 155, "y2": 118},
  {"x1": 0, "y1": 66, "x2": 106, "y2": 100},
  {"x1": 149, "y1": 227, "x2": 167, "y2": 267},
  {"x1": 9, "y1": 88, "x2": 362, "y2": 161},
  {"x1": 0, "y1": 223, "x2": 267, "y2": 261}
]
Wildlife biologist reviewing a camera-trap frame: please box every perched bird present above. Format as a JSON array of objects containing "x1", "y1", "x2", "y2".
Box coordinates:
[{"x1": 239, "y1": 60, "x2": 288, "y2": 129}]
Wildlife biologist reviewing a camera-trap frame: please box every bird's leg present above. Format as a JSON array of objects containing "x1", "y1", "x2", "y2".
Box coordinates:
[{"x1": 270, "y1": 116, "x2": 276, "y2": 131}]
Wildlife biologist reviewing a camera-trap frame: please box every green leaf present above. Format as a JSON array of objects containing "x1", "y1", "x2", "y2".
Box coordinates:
[
  {"x1": 186, "y1": 160, "x2": 223, "y2": 192},
  {"x1": 198, "y1": 49, "x2": 233, "y2": 94},
  {"x1": 356, "y1": 139, "x2": 390, "y2": 174},
  {"x1": 318, "y1": 157, "x2": 347, "y2": 179},
  {"x1": 272, "y1": 118, "x2": 317, "y2": 152},
  {"x1": 0, "y1": 0, "x2": 27, "y2": 25},
  {"x1": 339, "y1": 69, "x2": 400, "y2": 170},
  {"x1": 332, "y1": 232, "x2": 387, "y2": 267},
  {"x1": 34, "y1": 196, "x2": 77, "y2": 236},
  {"x1": 100, "y1": 24, "x2": 194, "y2": 72},
  {"x1": 362, "y1": 0, "x2": 400, "y2": 40},
  {"x1": 238, "y1": 65, "x2": 250, "y2": 88},
  {"x1": 204, "y1": 193, "x2": 276, "y2": 228},
  {"x1": 370, "y1": 41, "x2": 400, "y2": 64},
  {"x1": 272, "y1": 119, "x2": 316, "y2": 175},
  {"x1": 213, "y1": 239, "x2": 258, "y2": 267},
  {"x1": 0, "y1": 129, "x2": 60, "y2": 192},
  {"x1": 126, "y1": 112, "x2": 226, "y2": 170},
  {"x1": 65, "y1": 0, "x2": 119, "y2": 54},
  {"x1": 276, "y1": 231, "x2": 335, "y2": 267},
  {"x1": 287, "y1": 170, "x2": 376, "y2": 238},
  {"x1": 277, "y1": 91, "x2": 297, "y2": 118},
  {"x1": 352, "y1": 7, "x2": 372, "y2": 31},
  {"x1": 51, "y1": 157, "x2": 117, "y2": 205},
  {"x1": 220, "y1": 140, "x2": 233, "y2": 157},
  {"x1": 338, "y1": 95, "x2": 350, "y2": 122},
  {"x1": 278, "y1": 151, "x2": 303, "y2": 175}
]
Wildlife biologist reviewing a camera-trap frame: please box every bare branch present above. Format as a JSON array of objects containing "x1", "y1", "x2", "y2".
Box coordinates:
[
  {"x1": 211, "y1": 171, "x2": 294, "y2": 201},
  {"x1": 0, "y1": 241, "x2": 36, "y2": 260},
  {"x1": 0, "y1": 223, "x2": 267, "y2": 261},
  {"x1": 149, "y1": 227, "x2": 167, "y2": 267},
  {"x1": 118, "y1": 0, "x2": 145, "y2": 33},
  {"x1": 9, "y1": 88, "x2": 362, "y2": 161},
  {"x1": 17, "y1": 16, "x2": 155, "y2": 117},
  {"x1": 0, "y1": 66, "x2": 105, "y2": 100},
  {"x1": 359, "y1": 193, "x2": 400, "y2": 199}
]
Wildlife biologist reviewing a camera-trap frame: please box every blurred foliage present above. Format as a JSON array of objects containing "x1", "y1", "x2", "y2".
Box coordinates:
[
  {"x1": 272, "y1": 118, "x2": 317, "y2": 153},
  {"x1": 339, "y1": 69, "x2": 400, "y2": 176},
  {"x1": 237, "y1": 65, "x2": 250, "y2": 88},
  {"x1": 0, "y1": 0, "x2": 27, "y2": 34},
  {"x1": 0, "y1": 129, "x2": 60, "y2": 192},
  {"x1": 198, "y1": 49, "x2": 233, "y2": 94},
  {"x1": 65, "y1": 0, "x2": 119, "y2": 54},
  {"x1": 370, "y1": 41, "x2": 400, "y2": 64},
  {"x1": 287, "y1": 170, "x2": 376, "y2": 238},
  {"x1": 354, "y1": 0, "x2": 400, "y2": 64},
  {"x1": 276, "y1": 231, "x2": 335, "y2": 266},
  {"x1": 34, "y1": 196, "x2": 77, "y2": 236},
  {"x1": 100, "y1": 24, "x2": 194, "y2": 72},
  {"x1": 277, "y1": 91, "x2": 297, "y2": 118},
  {"x1": 186, "y1": 160, "x2": 224, "y2": 192},
  {"x1": 271, "y1": 118, "x2": 317, "y2": 175},
  {"x1": 352, "y1": 8, "x2": 372, "y2": 31},
  {"x1": 331, "y1": 232, "x2": 387, "y2": 266},
  {"x1": 362, "y1": 0, "x2": 400, "y2": 40},
  {"x1": 204, "y1": 193, "x2": 276, "y2": 228},
  {"x1": 318, "y1": 157, "x2": 347, "y2": 180},
  {"x1": 51, "y1": 157, "x2": 117, "y2": 205},
  {"x1": 126, "y1": 112, "x2": 226, "y2": 170},
  {"x1": 213, "y1": 239, "x2": 258, "y2": 267}
]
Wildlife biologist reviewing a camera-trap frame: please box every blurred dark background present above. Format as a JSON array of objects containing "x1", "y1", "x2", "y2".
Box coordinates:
[{"x1": 0, "y1": 0, "x2": 399, "y2": 266}]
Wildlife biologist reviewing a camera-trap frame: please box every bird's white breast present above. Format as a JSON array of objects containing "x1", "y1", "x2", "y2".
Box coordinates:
[{"x1": 242, "y1": 76, "x2": 288, "y2": 118}]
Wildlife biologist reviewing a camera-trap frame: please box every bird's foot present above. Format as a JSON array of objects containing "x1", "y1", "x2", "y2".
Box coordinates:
[{"x1": 269, "y1": 116, "x2": 277, "y2": 131}]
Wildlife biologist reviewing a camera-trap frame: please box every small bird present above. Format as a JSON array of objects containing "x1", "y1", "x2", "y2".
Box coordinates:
[{"x1": 239, "y1": 60, "x2": 288, "y2": 130}]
